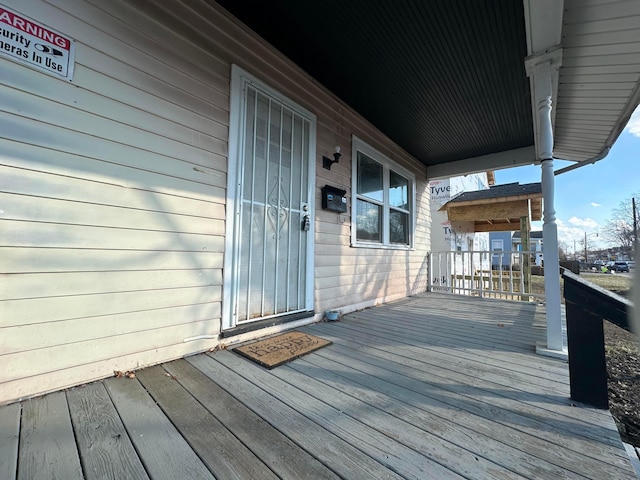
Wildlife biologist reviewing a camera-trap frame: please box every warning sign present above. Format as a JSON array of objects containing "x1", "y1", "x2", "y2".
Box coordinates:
[{"x1": 0, "y1": 4, "x2": 75, "y2": 80}]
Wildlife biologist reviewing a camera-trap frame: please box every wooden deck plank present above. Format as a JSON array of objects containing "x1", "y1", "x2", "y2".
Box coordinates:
[
  {"x1": 373, "y1": 300, "x2": 550, "y2": 353},
  {"x1": 330, "y1": 325, "x2": 576, "y2": 416},
  {"x1": 623, "y1": 443, "x2": 640, "y2": 478},
  {"x1": 348, "y1": 313, "x2": 570, "y2": 383},
  {"x1": 376, "y1": 299, "x2": 551, "y2": 350},
  {"x1": 0, "y1": 402, "x2": 20, "y2": 480},
  {"x1": 306, "y1": 320, "x2": 619, "y2": 433},
  {"x1": 343, "y1": 314, "x2": 572, "y2": 393},
  {"x1": 211, "y1": 350, "x2": 469, "y2": 480},
  {"x1": 66, "y1": 382, "x2": 149, "y2": 480},
  {"x1": 187, "y1": 353, "x2": 408, "y2": 480},
  {"x1": 295, "y1": 340, "x2": 634, "y2": 479},
  {"x1": 391, "y1": 315, "x2": 542, "y2": 348},
  {"x1": 386, "y1": 290, "x2": 544, "y2": 333},
  {"x1": 104, "y1": 377, "x2": 215, "y2": 480},
  {"x1": 163, "y1": 359, "x2": 341, "y2": 480},
  {"x1": 381, "y1": 296, "x2": 545, "y2": 341},
  {"x1": 18, "y1": 392, "x2": 83, "y2": 480},
  {"x1": 350, "y1": 302, "x2": 570, "y2": 379},
  {"x1": 7, "y1": 292, "x2": 637, "y2": 480},
  {"x1": 272, "y1": 359, "x2": 556, "y2": 479},
  {"x1": 305, "y1": 322, "x2": 628, "y2": 459},
  {"x1": 135, "y1": 365, "x2": 279, "y2": 480},
  {"x1": 338, "y1": 301, "x2": 605, "y2": 421},
  {"x1": 327, "y1": 318, "x2": 594, "y2": 414}
]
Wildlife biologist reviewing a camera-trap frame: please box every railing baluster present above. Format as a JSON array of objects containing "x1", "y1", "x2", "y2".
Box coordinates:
[{"x1": 429, "y1": 250, "x2": 543, "y2": 302}]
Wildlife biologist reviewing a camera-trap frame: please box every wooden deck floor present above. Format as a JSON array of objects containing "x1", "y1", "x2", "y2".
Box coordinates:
[{"x1": 1, "y1": 293, "x2": 637, "y2": 479}]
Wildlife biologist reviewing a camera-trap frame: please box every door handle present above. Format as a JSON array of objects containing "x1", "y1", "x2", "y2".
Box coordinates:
[{"x1": 301, "y1": 203, "x2": 310, "y2": 231}]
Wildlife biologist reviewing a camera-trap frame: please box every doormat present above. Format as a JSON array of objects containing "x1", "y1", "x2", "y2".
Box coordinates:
[{"x1": 233, "y1": 331, "x2": 331, "y2": 369}]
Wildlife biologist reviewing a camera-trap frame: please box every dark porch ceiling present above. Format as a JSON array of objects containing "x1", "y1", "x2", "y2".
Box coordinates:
[{"x1": 215, "y1": 0, "x2": 534, "y2": 168}]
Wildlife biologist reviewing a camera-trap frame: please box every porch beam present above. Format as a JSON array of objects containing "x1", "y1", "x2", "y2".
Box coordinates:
[
  {"x1": 440, "y1": 193, "x2": 542, "y2": 209},
  {"x1": 475, "y1": 223, "x2": 529, "y2": 233},
  {"x1": 447, "y1": 200, "x2": 529, "y2": 222},
  {"x1": 426, "y1": 146, "x2": 536, "y2": 180}
]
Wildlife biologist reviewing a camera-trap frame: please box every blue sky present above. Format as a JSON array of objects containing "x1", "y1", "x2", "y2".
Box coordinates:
[{"x1": 495, "y1": 107, "x2": 640, "y2": 254}]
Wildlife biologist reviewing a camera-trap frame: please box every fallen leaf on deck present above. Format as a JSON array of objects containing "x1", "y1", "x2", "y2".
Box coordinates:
[{"x1": 208, "y1": 344, "x2": 227, "y2": 353}]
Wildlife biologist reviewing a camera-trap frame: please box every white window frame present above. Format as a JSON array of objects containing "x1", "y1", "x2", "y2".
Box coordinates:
[{"x1": 351, "y1": 136, "x2": 415, "y2": 249}]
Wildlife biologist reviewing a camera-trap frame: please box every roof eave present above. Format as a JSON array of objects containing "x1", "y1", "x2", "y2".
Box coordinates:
[{"x1": 552, "y1": 0, "x2": 640, "y2": 166}]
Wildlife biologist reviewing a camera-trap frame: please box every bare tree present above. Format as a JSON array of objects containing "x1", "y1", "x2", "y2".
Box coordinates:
[
  {"x1": 558, "y1": 241, "x2": 569, "y2": 261},
  {"x1": 603, "y1": 192, "x2": 640, "y2": 251}
]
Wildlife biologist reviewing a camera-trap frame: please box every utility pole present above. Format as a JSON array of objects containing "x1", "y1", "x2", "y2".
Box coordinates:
[
  {"x1": 584, "y1": 231, "x2": 587, "y2": 264},
  {"x1": 584, "y1": 232, "x2": 598, "y2": 265},
  {"x1": 633, "y1": 197, "x2": 638, "y2": 247}
]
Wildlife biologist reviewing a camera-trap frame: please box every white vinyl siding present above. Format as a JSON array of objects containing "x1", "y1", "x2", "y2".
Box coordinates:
[
  {"x1": 0, "y1": 0, "x2": 227, "y2": 403},
  {"x1": 0, "y1": 0, "x2": 431, "y2": 403}
]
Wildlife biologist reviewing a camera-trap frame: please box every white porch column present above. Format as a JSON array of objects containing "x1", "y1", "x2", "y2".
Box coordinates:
[
  {"x1": 539, "y1": 125, "x2": 563, "y2": 354},
  {"x1": 526, "y1": 55, "x2": 567, "y2": 359}
]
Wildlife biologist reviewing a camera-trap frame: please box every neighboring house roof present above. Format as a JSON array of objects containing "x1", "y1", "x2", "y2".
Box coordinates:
[
  {"x1": 216, "y1": 0, "x2": 640, "y2": 177},
  {"x1": 513, "y1": 231, "x2": 544, "y2": 240},
  {"x1": 438, "y1": 183, "x2": 542, "y2": 232},
  {"x1": 445, "y1": 183, "x2": 542, "y2": 204}
]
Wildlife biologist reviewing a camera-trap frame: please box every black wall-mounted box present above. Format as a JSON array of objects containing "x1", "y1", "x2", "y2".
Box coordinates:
[{"x1": 321, "y1": 185, "x2": 347, "y2": 213}]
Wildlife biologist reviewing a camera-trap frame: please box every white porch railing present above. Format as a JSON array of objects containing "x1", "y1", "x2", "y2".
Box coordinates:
[{"x1": 428, "y1": 250, "x2": 544, "y2": 302}]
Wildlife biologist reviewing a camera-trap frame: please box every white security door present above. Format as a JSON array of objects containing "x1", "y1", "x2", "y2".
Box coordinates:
[{"x1": 224, "y1": 67, "x2": 316, "y2": 329}]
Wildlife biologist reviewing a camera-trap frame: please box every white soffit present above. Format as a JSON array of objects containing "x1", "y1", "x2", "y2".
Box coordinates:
[{"x1": 554, "y1": 0, "x2": 640, "y2": 162}]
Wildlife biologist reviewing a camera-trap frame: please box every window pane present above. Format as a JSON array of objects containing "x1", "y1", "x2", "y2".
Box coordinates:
[
  {"x1": 389, "y1": 210, "x2": 409, "y2": 244},
  {"x1": 357, "y1": 152, "x2": 383, "y2": 201},
  {"x1": 356, "y1": 199, "x2": 382, "y2": 242},
  {"x1": 389, "y1": 170, "x2": 408, "y2": 209}
]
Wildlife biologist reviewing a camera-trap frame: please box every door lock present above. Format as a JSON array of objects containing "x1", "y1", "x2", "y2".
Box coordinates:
[{"x1": 301, "y1": 203, "x2": 310, "y2": 231}]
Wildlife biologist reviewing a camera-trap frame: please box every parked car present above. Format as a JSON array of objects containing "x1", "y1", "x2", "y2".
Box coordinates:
[{"x1": 607, "y1": 261, "x2": 630, "y2": 273}]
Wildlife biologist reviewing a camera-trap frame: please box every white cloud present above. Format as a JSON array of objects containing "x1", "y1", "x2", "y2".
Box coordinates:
[
  {"x1": 556, "y1": 220, "x2": 600, "y2": 255},
  {"x1": 625, "y1": 106, "x2": 640, "y2": 138},
  {"x1": 568, "y1": 216, "x2": 599, "y2": 229},
  {"x1": 590, "y1": 202, "x2": 602, "y2": 207},
  {"x1": 557, "y1": 225, "x2": 583, "y2": 247},
  {"x1": 533, "y1": 217, "x2": 602, "y2": 255}
]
